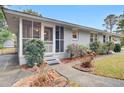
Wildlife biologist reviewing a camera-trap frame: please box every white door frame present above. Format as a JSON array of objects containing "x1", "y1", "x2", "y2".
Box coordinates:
[{"x1": 43, "y1": 22, "x2": 55, "y2": 56}]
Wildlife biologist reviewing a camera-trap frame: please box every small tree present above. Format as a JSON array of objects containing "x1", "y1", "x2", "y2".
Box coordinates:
[
  {"x1": 23, "y1": 9, "x2": 42, "y2": 17},
  {"x1": 117, "y1": 19, "x2": 124, "y2": 30},
  {"x1": 24, "y1": 39, "x2": 45, "y2": 67},
  {"x1": 103, "y1": 14, "x2": 117, "y2": 32}
]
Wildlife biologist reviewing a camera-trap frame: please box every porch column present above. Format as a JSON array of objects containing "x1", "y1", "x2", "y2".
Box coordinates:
[
  {"x1": 41, "y1": 23, "x2": 44, "y2": 41},
  {"x1": 19, "y1": 18, "x2": 23, "y2": 57},
  {"x1": 53, "y1": 26, "x2": 55, "y2": 54}
]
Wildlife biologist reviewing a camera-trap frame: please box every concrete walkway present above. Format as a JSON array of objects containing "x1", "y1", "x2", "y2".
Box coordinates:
[
  {"x1": 50, "y1": 61, "x2": 124, "y2": 87},
  {"x1": 0, "y1": 54, "x2": 32, "y2": 87},
  {"x1": 0, "y1": 69, "x2": 32, "y2": 87}
]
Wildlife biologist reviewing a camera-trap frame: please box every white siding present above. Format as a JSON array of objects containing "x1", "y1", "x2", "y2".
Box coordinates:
[
  {"x1": 98, "y1": 34, "x2": 103, "y2": 43},
  {"x1": 64, "y1": 28, "x2": 90, "y2": 51}
]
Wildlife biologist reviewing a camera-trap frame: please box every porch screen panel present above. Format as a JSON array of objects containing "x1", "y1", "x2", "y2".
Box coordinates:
[
  {"x1": 55, "y1": 26, "x2": 64, "y2": 52},
  {"x1": 33, "y1": 22, "x2": 41, "y2": 38},
  {"x1": 22, "y1": 20, "x2": 32, "y2": 38},
  {"x1": 22, "y1": 19, "x2": 41, "y2": 55},
  {"x1": 44, "y1": 27, "x2": 53, "y2": 53}
]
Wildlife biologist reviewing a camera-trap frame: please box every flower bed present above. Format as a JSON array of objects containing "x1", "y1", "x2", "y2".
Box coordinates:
[
  {"x1": 13, "y1": 69, "x2": 68, "y2": 87},
  {"x1": 61, "y1": 57, "x2": 83, "y2": 64},
  {"x1": 16, "y1": 63, "x2": 70, "y2": 87}
]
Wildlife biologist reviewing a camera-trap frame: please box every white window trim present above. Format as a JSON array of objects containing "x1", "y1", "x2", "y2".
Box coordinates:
[{"x1": 72, "y1": 31, "x2": 79, "y2": 40}]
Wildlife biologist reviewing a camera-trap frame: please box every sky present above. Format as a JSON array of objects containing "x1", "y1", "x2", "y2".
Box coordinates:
[{"x1": 8, "y1": 5, "x2": 124, "y2": 30}]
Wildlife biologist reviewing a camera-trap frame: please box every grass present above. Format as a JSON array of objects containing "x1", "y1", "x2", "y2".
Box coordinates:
[
  {"x1": 92, "y1": 53, "x2": 124, "y2": 80},
  {"x1": 68, "y1": 80, "x2": 80, "y2": 87}
]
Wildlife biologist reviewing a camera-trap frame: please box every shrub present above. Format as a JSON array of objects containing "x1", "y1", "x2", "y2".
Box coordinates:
[
  {"x1": 66, "y1": 44, "x2": 87, "y2": 58},
  {"x1": 114, "y1": 44, "x2": 121, "y2": 52},
  {"x1": 24, "y1": 39, "x2": 46, "y2": 67},
  {"x1": 89, "y1": 41, "x2": 100, "y2": 52},
  {"x1": 0, "y1": 44, "x2": 3, "y2": 49},
  {"x1": 78, "y1": 44, "x2": 88, "y2": 56},
  {"x1": 105, "y1": 41, "x2": 115, "y2": 51},
  {"x1": 97, "y1": 44, "x2": 108, "y2": 55}
]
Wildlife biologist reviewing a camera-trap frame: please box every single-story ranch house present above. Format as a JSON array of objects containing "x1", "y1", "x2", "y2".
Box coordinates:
[{"x1": 2, "y1": 8, "x2": 121, "y2": 65}]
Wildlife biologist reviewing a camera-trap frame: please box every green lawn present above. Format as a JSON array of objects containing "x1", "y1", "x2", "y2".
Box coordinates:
[{"x1": 92, "y1": 53, "x2": 124, "y2": 80}]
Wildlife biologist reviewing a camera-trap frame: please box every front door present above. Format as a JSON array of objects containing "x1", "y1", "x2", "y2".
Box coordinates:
[{"x1": 44, "y1": 26, "x2": 53, "y2": 54}]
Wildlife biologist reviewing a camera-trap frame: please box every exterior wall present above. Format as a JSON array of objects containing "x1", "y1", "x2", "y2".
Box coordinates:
[
  {"x1": 98, "y1": 34, "x2": 103, "y2": 43},
  {"x1": 61, "y1": 28, "x2": 90, "y2": 58},
  {"x1": 64, "y1": 28, "x2": 90, "y2": 50}
]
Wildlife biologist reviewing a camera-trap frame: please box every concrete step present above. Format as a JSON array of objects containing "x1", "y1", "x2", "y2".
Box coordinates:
[
  {"x1": 46, "y1": 59, "x2": 61, "y2": 65},
  {"x1": 44, "y1": 54, "x2": 61, "y2": 65}
]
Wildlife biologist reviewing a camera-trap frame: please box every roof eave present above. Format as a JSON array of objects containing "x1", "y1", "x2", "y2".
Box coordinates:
[{"x1": 2, "y1": 8, "x2": 121, "y2": 37}]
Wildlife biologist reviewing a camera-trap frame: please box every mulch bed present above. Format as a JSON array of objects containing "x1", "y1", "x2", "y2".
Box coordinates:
[
  {"x1": 13, "y1": 69, "x2": 68, "y2": 87},
  {"x1": 61, "y1": 57, "x2": 83, "y2": 64},
  {"x1": 61, "y1": 52, "x2": 97, "y2": 64},
  {"x1": 72, "y1": 64, "x2": 92, "y2": 72},
  {"x1": 20, "y1": 62, "x2": 48, "y2": 72},
  {"x1": 14, "y1": 63, "x2": 69, "y2": 87}
]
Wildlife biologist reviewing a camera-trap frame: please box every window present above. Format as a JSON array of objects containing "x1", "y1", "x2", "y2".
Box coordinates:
[
  {"x1": 90, "y1": 33, "x2": 98, "y2": 42},
  {"x1": 103, "y1": 35, "x2": 106, "y2": 43},
  {"x1": 55, "y1": 26, "x2": 64, "y2": 52},
  {"x1": 72, "y1": 31, "x2": 78, "y2": 40},
  {"x1": 90, "y1": 33, "x2": 94, "y2": 42}
]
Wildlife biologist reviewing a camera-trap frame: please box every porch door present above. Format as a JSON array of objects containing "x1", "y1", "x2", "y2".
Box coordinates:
[
  {"x1": 55, "y1": 26, "x2": 64, "y2": 52},
  {"x1": 44, "y1": 27, "x2": 53, "y2": 53}
]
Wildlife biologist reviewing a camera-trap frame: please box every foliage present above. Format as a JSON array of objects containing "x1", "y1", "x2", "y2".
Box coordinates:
[
  {"x1": 0, "y1": 8, "x2": 13, "y2": 49},
  {"x1": 0, "y1": 29, "x2": 13, "y2": 46},
  {"x1": 0, "y1": 43, "x2": 3, "y2": 49},
  {"x1": 114, "y1": 43, "x2": 121, "y2": 52},
  {"x1": 89, "y1": 41, "x2": 100, "y2": 53},
  {"x1": 117, "y1": 19, "x2": 124, "y2": 30},
  {"x1": 97, "y1": 44, "x2": 108, "y2": 55},
  {"x1": 66, "y1": 43, "x2": 88, "y2": 58},
  {"x1": 24, "y1": 39, "x2": 45, "y2": 67},
  {"x1": 105, "y1": 41, "x2": 115, "y2": 51},
  {"x1": 120, "y1": 36, "x2": 124, "y2": 46},
  {"x1": 23, "y1": 9, "x2": 42, "y2": 17},
  {"x1": 103, "y1": 14, "x2": 117, "y2": 32},
  {"x1": 90, "y1": 41, "x2": 115, "y2": 55},
  {"x1": 0, "y1": 9, "x2": 6, "y2": 30},
  {"x1": 78, "y1": 44, "x2": 89, "y2": 56}
]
